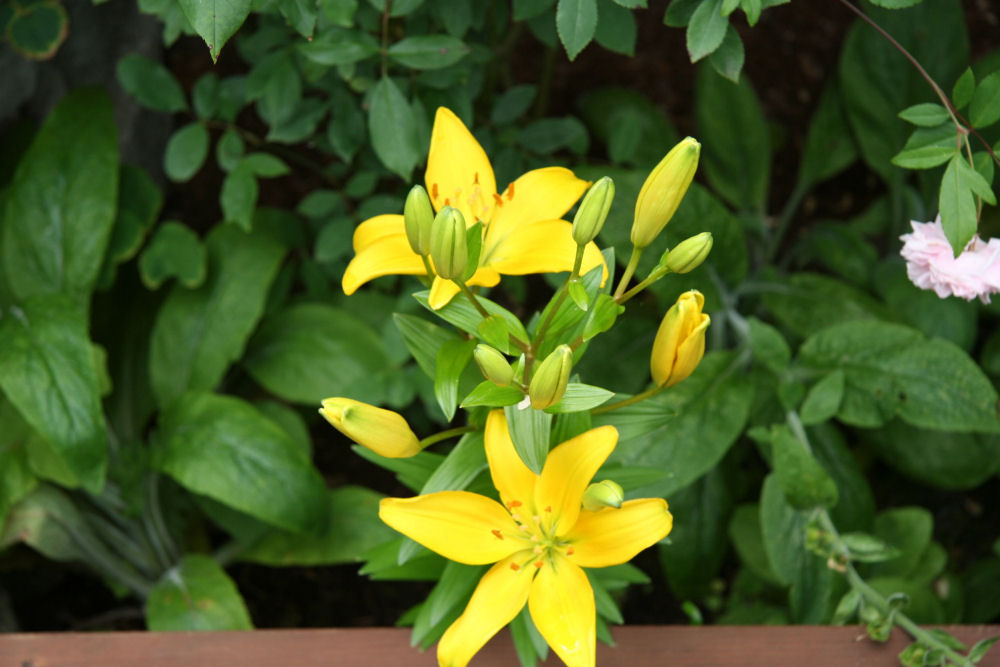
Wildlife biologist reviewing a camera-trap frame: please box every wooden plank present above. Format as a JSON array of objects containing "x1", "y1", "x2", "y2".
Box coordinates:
[{"x1": 2, "y1": 625, "x2": 998, "y2": 666}]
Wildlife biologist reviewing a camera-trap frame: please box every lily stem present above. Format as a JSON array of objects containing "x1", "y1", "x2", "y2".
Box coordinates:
[
  {"x1": 419, "y1": 425, "x2": 477, "y2": 450},
  {"x1": 619, "y1": 267, "x2": 670, "y2": 305},
  {"x1": 457, "y1": 280, "x2": 491, "y2": 319},
  {"x1": 613, "y1": 246, "x2": 644, "y2": 302},
  {"x1": 591, "y1": 384, "x2": 663, "y2": 415}
]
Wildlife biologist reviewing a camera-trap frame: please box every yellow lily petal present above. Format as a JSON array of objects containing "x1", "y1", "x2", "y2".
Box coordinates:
[
  {"x1": 425, "y1": 107, "x2": 497, "y2": 225},
  {"x1": 437, "y1": 552, "x2": 536, "y2": 667},
  {"x1": 426, "y1": 267, "x2": 501, "y2": 310},
  {"x1": 534, "y1": 425, "x2": 617, "y2": 537},
  {"x1": 486, "y1": 219, "x2": 607, "y2": 285},
  {"x1": 528, "y1": 552, "x2": 596, "y2": 667},
  {"x1": 352, "y1": 214, "x2": 406, "y2": 252},
  {"x1": 564, "y1": 498, "x2": 673, "y2": 568},
  {"x1": 485, "y1": 167, "x2": 589, "y2": 246},
  {"x1": 484, "y1": 410, "x2": 538, "y2": 512},
  {"x1": 379, "y1": 491, "x2": 524, "y2": 565},
  {"x1": 342, "y1": 234, "x2": 428, "y2": 295}
]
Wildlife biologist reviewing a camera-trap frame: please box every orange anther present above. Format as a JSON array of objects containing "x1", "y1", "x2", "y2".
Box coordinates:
[
  {"x1": 566, "y1": 547, "x2": 575, "y2": 555},
  {"x1": 510, "y1": 563, "x2": 520, "y2": 571},
  {"x1": 474, "y1": 172, "x2": 479, "y2": 184},
  {"x1": 432, "y1": 183, "x2": 439, "y2": 199},
  {"x1": 444, "y1": 197, "x2": 450, "y2": 205},
  {"x1": 508, "y1": 500, "x2": 522, "y2": 508},
  {"x1": 492, "y1": 193, "x2": 504, "y2": 207},
  {"x1": 533, "y1": 560, "x2": 543, "y2": 568},
  {"x1": 507, "y1": 183, "x2": 515, "y2": 200},
  {"x1": 491, "y1": 529, "x2": 504, "y2": 540},
  {"x1": 544, "y1": 505, "x2": 552, "y2": 513}
]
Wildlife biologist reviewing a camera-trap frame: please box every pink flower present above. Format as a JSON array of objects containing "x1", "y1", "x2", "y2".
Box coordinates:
[{"x1": 899, "y1": 217, "x2": 1000, "y2": 304}]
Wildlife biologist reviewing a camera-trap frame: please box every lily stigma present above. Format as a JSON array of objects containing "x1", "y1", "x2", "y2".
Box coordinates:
[
  {"x1": 342, "y1": 107, "x2": 607, "y2": 309},
  {"x1": 379, "y1": 410, "x2": 673, "y2": 666}
]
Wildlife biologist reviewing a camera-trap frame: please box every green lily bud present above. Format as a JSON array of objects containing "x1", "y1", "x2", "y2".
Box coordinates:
[
  {"x1": 581, "y1": 480, "x2": 625, "y2": 511},
  {"x1": 473, "y1": 344, "x2": 515, "y2": 386},
  {"x1": 319, "y1": 397, "x2": 421, "y2": 458},
  {"x1": 429, "y1": 206, "x2": 467, "y2": 280},
  {"x1": 631, "y1": 137, "x2": 700, "y2": 249},
  {"x1": 665, "y1": 232, "x2": 713, "y2": 274},
  {"x1": 572, "y1": 176, "x2": 615, "y2": 246},
  {"x1": 528, "y1": 344, "x2": 573, "y2": 410},
  {"x1": 403, "y1": 184, "x2": 434, "y2": 256}
]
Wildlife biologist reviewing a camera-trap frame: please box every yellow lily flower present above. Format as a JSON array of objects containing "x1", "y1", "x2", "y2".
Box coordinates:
[
  {"x1": 342, "y1": 107, "x2": 607, "y2": 309},
  {"x1": 379, "y1": 410, "x2": 673, "y2": 667}
]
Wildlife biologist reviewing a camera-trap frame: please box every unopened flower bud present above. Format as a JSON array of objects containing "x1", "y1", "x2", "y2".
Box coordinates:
[
  {"x1": 473, "y1": 344, "x2": 515, "y2": 386},
  {"x1": 665, "y1": 232, "x2": 713, "y2": 274},
  {"x1": 429, "y1": 206, "x2": 467, "y2": 280},
  {"x1": 581, "y1": 480, "x2": 624, "y2": 511},
  {"x1": 631, "y1": 137, "x2": 700, "y2": 249},
  {"x1": 572, "y1": 176, "x2": 615, "y2": 246},
  {"x1": 651, "y1": 290, "x2": 710, "y2": 388},
  {"x1": 319, "y1": 397, "x2": 420, "y2": 458},
  {"x1": 528, "y1": 344, "x2": 573, "y2": 410},
  {"x1": 403, "y1": 185, "x2": 434, "y2": 256}
]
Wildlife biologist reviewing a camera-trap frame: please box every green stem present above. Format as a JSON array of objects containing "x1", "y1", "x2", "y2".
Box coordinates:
[
  {"x1": 146, "y1": 473, "x2": 179, "y2": 565},
  {"x1": 766, "y1": 181, "x2": 809, "y2": 265},
  {"x1": 591, "y1": 384, "x2": 664, "y2": 415},
  {"x1": 419, "y1": 425, "x2": 477, "y2": 450},
  {"x1": 380, "y1": 0, "x2": 393, "y2": 78},
  {"x1": 619, "y1": 266, "x2": 669, "y2": 304},
  {"x1": 613, "y1": 246, "x2": 644, "y2": 302},
  {"x1": 456, "y1": 279, "x2": 491, "y2": 318}
]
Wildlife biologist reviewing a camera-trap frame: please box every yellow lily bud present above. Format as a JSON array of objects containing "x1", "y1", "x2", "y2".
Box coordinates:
[
  {"x1": 319, "y1": 397, "x2": 420, "y2": 458},
  {"x1": 631, "y1": 137, "x2": 700, "y2": 249},
  {"x1": 651, "y1": 290, "x2": 710, "y2": 388},
  {"x1": 665, "y1": 232, "x2": 713, "y2": 274},
  {"x1": 403, "y1": 184, "x2": 434, "y2": 256},
  {"x1": 581, "y1": 480, "x2": 624, "y2": 511},
  {"x1": 528, "y1": 344, "x2": 573, "y2": 410},
  {"x1": 473, "y1": 344, "x2": 515, "y2": 386},
  {"x1": 429, "y1": 206, "x2": 467, "y2": 280},
  {"x1": 572, "y1": 176, "x2": 615, "y2": 246}
]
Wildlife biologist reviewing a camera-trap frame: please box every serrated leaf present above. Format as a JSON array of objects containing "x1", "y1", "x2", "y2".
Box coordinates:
[
  {"x1": 892, "y1": 123, "x2": 958, "y2": 169},
  {"x1": 594, "y1": 0, "x2": 637, "y2": 57},
  {"x1": 898, "y1": 103, "x2": 950, "y2": 127},
  {"x1": 164, "y1": 122, "x2": 209, "y2": 182},
  {"x1": 708, "y1": 23, "x2": 744, "y2": 82},
  {"x1": 686, "y1": 0, "x2": 727, "y2": 62},
  {"x1": 388, "y1": 35, "x2": 468, "y2": 69},
  {"x1": 146, "y1": 555, "x2": 253, "y2": 630},
  {"x1": 368, "y1": 76, "x2": 421, "y2": 179},
  {"x1": 556, "y1": 0, "x2": 597, "y2": 61},
  {"x1": 177, "y1": 0, "x2": 252, "y2": 62}
]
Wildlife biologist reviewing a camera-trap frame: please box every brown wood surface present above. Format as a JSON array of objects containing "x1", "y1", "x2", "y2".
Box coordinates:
[{"x1": 2, "y1": 625, "x2": 998, "y2": 666}]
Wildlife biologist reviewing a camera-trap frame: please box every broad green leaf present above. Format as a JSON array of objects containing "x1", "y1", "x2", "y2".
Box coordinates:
[
  {"x1": 177, "y1": 0, "x2": 252, "y2": 62},
  {"x1": 99, "y1": 165, "x2": 163, "y2": 287},
  {"x1": 517, "y1": 117, "x2": 589, "y2": 155},
  {"x1": 797, "y1": 83, "x2": 858, "y2": 189},
  {"x1": 957, "y1": 152, "x2": 996, "y2": 204},
  {"x1": 969, "y1": 70, "x2": 1000, "y2": 128},
  {"x1": 3, "y1": 88, "x2": 117, "y2": 305},
  {"x1": 728, "y1": 503, "x2": 781, "y2": 584},
  {"x1": 220, "y1": 161, "x2": 258, "y2": 231},
  {"x1": 556, "y1": 0, "x2": 598, "y2": 61},
  {"x1": 863, "y1": 420, "x2": 1000, "y2": 490},
  {"x1": 504, "y1": 403, "x2": 552, "y2": 474},
  {"x1": 767, "y1": 425, "x2": 838, "y2": 509},
  {"x1": 433, "y1": 339, "x2": 476, "y2": 421},
  {"x1": 164, "y1": 122, "x2": 209, "y2": 182},
  {"x1": 238, "y1": 486, "x2": 397, "y2": 565},
  {"x1": 747, "y1": 317, "x2": 790, "y2": 373},
  {"x1": 762, "y1": 273, "x2": 884, "y2": 339},
  {"x1": 839, "y1": 0, "x2": 968, "y2": 180},
  {"x1": 800, "y1": 320, "x2": 1000, "y2": 432},
  {"x1": 460, "y1": 380, "x2": 524, "y2": 408},
  {"x1": 658, "y1": 465, "x2": 734, "y2": 600},
  {"x1": 695, "y1": 65, "x2": 770, "y2": 212},
  {"x1": 388, "y1": 35, "x2": 468, "y2": 69},
  {"x1": 686, "y1": 0, "x2": 726, "y2": 62},
  {"x1": 594, "y1": 0, "x2": 637, "y2": 57},
  {"x1": 216, "y1": 129, "x2": 245, "y2": 171},
  {"x1": 513, "y1": 0, "x2": 555, "y2": 20},
  {"x1": 146, "y1": 554, "x2": 253, "y2": 630},
  {"x1": 412, "y1": 561, "x2": 485, "y2": 648},
  {"x1": 490, "y1": 85, "x2": 537, "y2": 126},
  {"x1": 138, "y1": 222, "x2": 207, "y2": 289},
  {"x1": 799, "y1": 370, "x2": 844, "y2": 425},
  {"x1": 898, "y1": 102, "x2": 950, "y2": 127},
  {"x1": 477, "y1": 315, "x2": 510, "y2": 353},
  {"x1": 298, "y1": 28, "x2": 380, "y2": 65},
  {"x1": 892, "y1": 123, "x2": 958, "y2": 169},
  {"x1": 245, "y1": 303, "x2": 389, "y2": 405},
  {"x1": 939, "y1": 154, "x2": 978, "y2": 254},
  {"x1": 595, "y1": 352, "x2": 753, "y2": 497},
  {"x1": 0, "y1": 295, "x2": 107, "y2": 492},
  {"x1": 808, "y1": 422, "x2": 874, "y2": 532},
  {"x1": 157, "y1": 392, "x2": 329, "y2": 533},
  {"x1": 149, "y1": 223, "x2": 285, "y2": 409},
  {"x1": 577, "y1": 90, "x2": 680, "y2": 168},
  {"x1": 0, "y1": 399, "x2": 38, "y2": 526},
  {"x1": 365, "y1": 0, "x2": 424, "y2": 17},
  {"x1": 116, "y1": 54, "x2": 187, "y2": 112},
  {"x1": 543, "y1": 383, "x2": 614, "y2": 413},
  {"x1": 5, "y1": 0, "x2": 67, "y2": 59},
  {"x1": 708, "y1": 23, "x2": 744, "y2": 82},
  {"x1": 368, "y1": 76, "x2": 421, "y2": 179}
]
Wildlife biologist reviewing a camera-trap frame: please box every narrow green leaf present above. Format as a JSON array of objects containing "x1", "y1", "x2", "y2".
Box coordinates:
[
  {"x1": 394, "y1": 313, "x2": 460, "y2": 379},
  {"x1": 146, "y1": 555, "x2": 253, "y2": 630},
  {"x1": 177, "y1": 0, "x2": 252, "y2": 62},
  {"x1": 898, "y1": 102, "x2": 950, "y2": 127},
  {"x1": 0, "y1": 296, "x2": 107, "y2": 493},
  {"x1": 434, "y1": 339, "x2": 476, "y2": 421},
  {"x1": 556, "y1": 0, "x2": 598, "y2": 61},
  {"x1": 956, "y1": 153, "x2": 997, "y2": 205},
  {"x1": 952, "y1": 67, "x2": 975, "y2": 110},
  {"x1": 840, "y1": 532, "x2": 902, "y2": 563},
  {"x1": 368, "y1": 76, "x2": 421, "y2": 179},
  {"x1": 504, "y1": 403, "x2": 552, "y2": 474},
  {"x1": 413, "y1": 291, "x2": 530, "y2": 345},
  {"x1": 460, "y1": 381, "x2": 524, "y2": 408},
  {"x1": 477, "y1": 315, "x2": 510, "y2": 353},
  {"x1": 969, "y1": 635, "x2": 1000, "y2": 663},
  {"x1": 544, "y1": 383, "x2": 614, "y2": 413}
]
